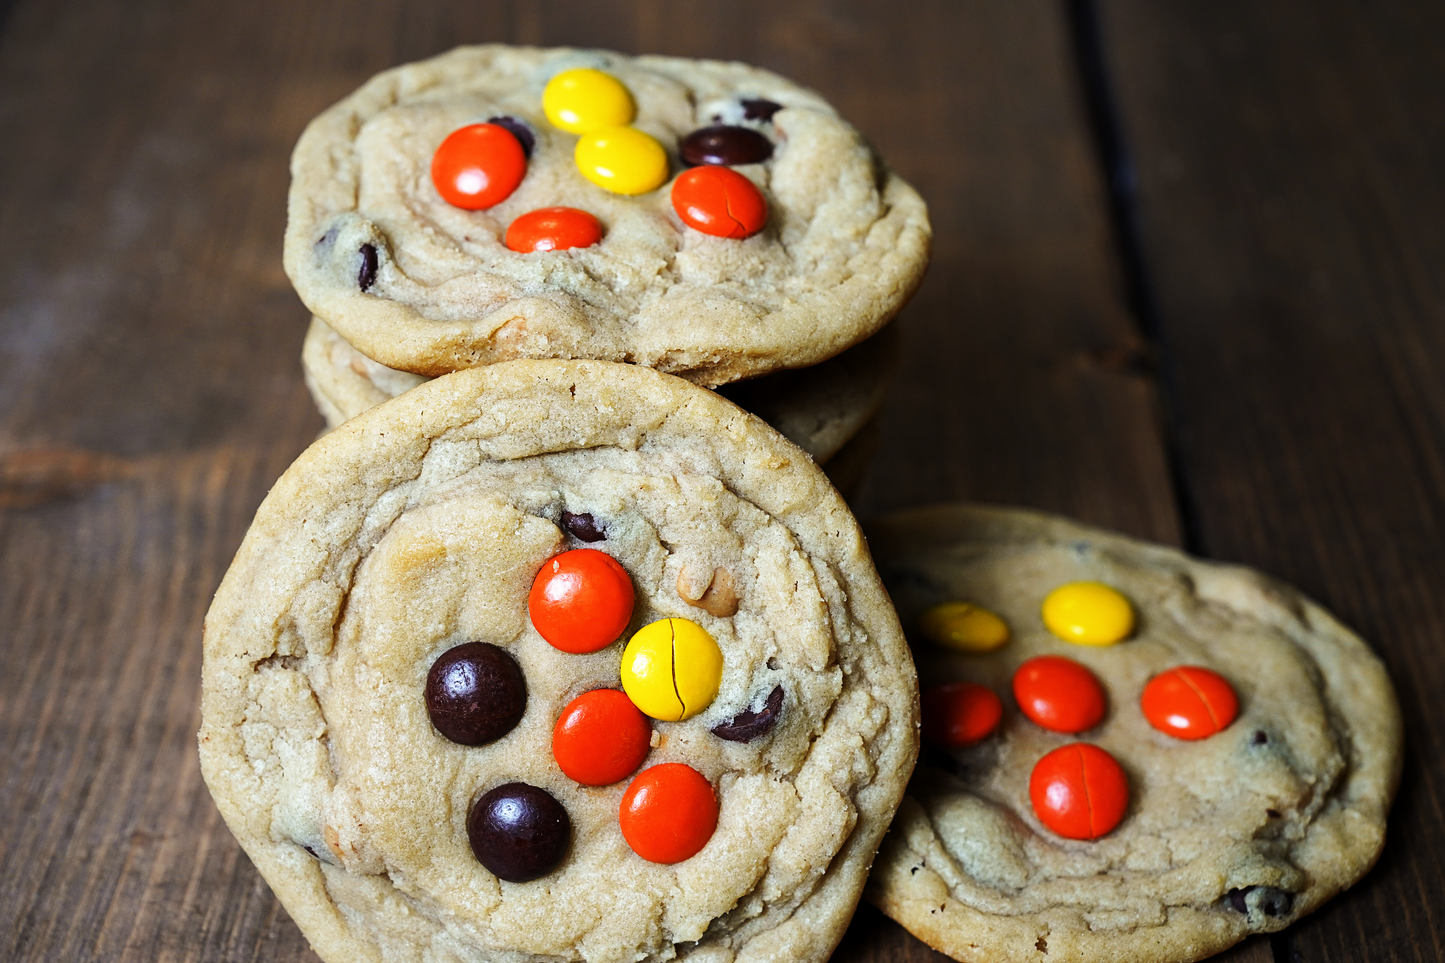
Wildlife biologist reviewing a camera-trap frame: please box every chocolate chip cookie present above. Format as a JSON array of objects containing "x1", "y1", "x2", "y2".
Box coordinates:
[
  {"x1": 284, "y1": 45, "x2": 930, "y2": 384},
  {"x1": 300, "y1": 315, "x2": 900, "y2": 466},
  {"x1": 864, "y1": 504, "x2": 1401, "y2": 963},
  {"x1": 199, "y1": 360, "x2": 919, "y2": 963}
]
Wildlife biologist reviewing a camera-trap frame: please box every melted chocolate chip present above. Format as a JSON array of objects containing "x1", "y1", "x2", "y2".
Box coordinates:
[
  {"x1": 425, "y1": 642, "x2": 527, "y2": 746},
  {"x1": 711, "y1": 685, "x2": 785, "y2": 742},
  {"x1": 487, "y1": 115, "x2": 535, "y2": 158},
  {"x1": 1252, "y1": 730, "x2": 1269, "y2": 745},
  {"x1": 680, "y1": 125, "x2": 774, "y2": 167},
  {"x1": 358, "y1": 243, "x2": 379, "y2": 291},
  {"x1": 561, "y1": 511, "x2": 605, "y2": 542},
  {"x1": 741, "y1": 98, "x2": 783, "y2": 121},
  {"x1": 1225, "y1": 886, "x2": 1293, "y2": 918},
  {"x1": 468, "y1": 783, "x2": 570, "y2": 882},
  {"x1": 1267, "y1": 808, "x2": 1281, "y2": 819}
]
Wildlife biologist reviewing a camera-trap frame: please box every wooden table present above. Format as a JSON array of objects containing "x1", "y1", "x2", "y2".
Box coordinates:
[{"x1": 2, "y1": 2, "x2": 1441, "y2": 960}]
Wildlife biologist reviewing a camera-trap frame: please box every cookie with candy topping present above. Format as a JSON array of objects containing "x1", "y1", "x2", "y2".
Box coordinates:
[
  {"x1": 283, "y1": 45, "x2": 929, "y2": 384},
  {"x1": 299, "y1": 314, "x2": 900, "y2": 467},
  {"x1": 198, "y1": 360, "x2": 919, "y2": 963},
  {"x1": 864, "y1": 504, "x2": 1401, "y2": 963}
]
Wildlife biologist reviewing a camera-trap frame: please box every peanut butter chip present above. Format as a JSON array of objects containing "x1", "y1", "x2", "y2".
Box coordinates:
[
  {"x1": 678, "y1": 566, "x2": 740, "y2": 617},
  {"x1": 323, "y1": 824, "x2": 344, "y2": 861}
]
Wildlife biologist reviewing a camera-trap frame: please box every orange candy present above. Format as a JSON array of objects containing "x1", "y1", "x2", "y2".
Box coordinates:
[
  {"x1": 619, "y1": 763, "x2": 718, "y2": 864},
  {"x1": 671, "y1": 166, "x2": 767, "y2": 239},
  {"x1": 528, "y1": 549, "x2": 634, "y2": 654},
  {"x1": 431, "y1": 123, "x2": 527, "y2": 210},
  {"x1": 1141, "y1": 666, "x2": 1239, "y2": 740},
  {"x1": 1029, "y1": 742, "x2": 1129, "y2": 840},
  {"x1": 506, "y1": 207, "x2": 604, "y2": 253},
  {"x1": 921, "y1": 682, "x2": 1003, "y2": 748},
  {"x1": 1012, "y1": 655, "x2": 1107, "y2": 733},
  {"x1": 552, "y1": 689, "x2": 651, "y2": 785}
]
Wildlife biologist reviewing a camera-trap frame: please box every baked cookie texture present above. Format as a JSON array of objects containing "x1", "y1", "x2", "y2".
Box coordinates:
[
  {"x1": 300, "y1": 315, "x2": 900, "y2": 465},
  {"x1": 198, "y1": 360, "x2": 920, "y2": 963},
  {"x1": 864, "y1": 505, "x2": 1401, "y2": 963},
  {"x1": 283, "y1": 45, "x2": 930, "y2": 384}
]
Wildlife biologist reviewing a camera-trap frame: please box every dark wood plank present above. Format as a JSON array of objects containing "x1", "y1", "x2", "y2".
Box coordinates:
[
  {"x1": 1098, "y1": 2, "x2": 1445, "y2": 961},
  {"x1": 0, "y1": 1, "x2": 1180, "y2": 960}
]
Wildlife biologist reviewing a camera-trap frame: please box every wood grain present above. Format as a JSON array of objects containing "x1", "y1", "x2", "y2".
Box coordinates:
[
  {"x1": 0, "y1": 1, "x2": 1183, "y2": 961},
  {"x1": 1099, "y1": 1, "x2": 1445, "y2": 961}
]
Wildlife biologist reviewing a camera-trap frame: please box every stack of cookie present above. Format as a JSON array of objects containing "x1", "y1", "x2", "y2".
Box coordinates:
[
  {"x1": 202, "y1": 45, "x2": 930, "y2": 963},
  {"x1": 288, "y1": 45, "x2": 929, "y2": 495},
  {"x1": 199, "y1": 43, "x2": 1403, "y2": 963}
]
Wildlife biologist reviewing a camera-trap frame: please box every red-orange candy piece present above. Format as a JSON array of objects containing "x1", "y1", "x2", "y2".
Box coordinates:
[
  {"x1": 1029, "y1": 742, "x2": 1129, "y2": 840},
  {"x1": 619, "y1": 763, "x2": 718, "y2": 864},
  {"x1": 431, "y1": 123, "x2": 527, "y2": 210},
  {"x1": 1012, "y1": 655, "x2": 1107, "y2": 733},
  {"x1": 1141, "y1": 666, "x2": 1239, "y2": 740},
  {"x1": 671, "y1": 166, "x2": 768, "y2": 239},
  {"x1": 505, "y1": 207, "x2": 604, "y2": 253},
  {"x1": 553, "y1": 689, "x2": 651, "y2": 785},
  {"x1": 528, "y1": 549, "x2": 634, "y2": 654},
  {"x1": 921, "y1": 682, "x2": 1003, "y2": 748}
]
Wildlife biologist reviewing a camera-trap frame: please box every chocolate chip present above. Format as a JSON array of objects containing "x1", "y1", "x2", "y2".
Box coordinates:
[
  {"x1": 358, "y1": 243, "x2": 379, "y2": 291},
  {"x1": 1267, "y1": 808, "x2": 1281, "y2": 818},
  {"x1": 425, "y1": 642, "x2": 527, "y2": 746},
  {"x1": 680, "y1": 125, "x2": 773, "y2": 167},
  {"x1": 1225, "y1": 886, "x2": 1293, "y2": 918},
  {"x1": 561, "y1": 511, "x2": 605, "y2": 542},
  {"x1": 712, "y1": 685, "x2": 784, "y2": 742},
  {"x1": 468, "y1": 783, "x2": 570, "y2": 882},
  {"x1": 741, "y1": 98, "x2": 782, "y2": 121},
  {"x1": 487, "y1": 115, "x2": 535, "y2": 158},
  {"x1": 1260, "y1": 889, "x2": 1293, "y2": 917},
  {"x1": 1252, "y1": 730, "x2": 1269, "y2": 745}
]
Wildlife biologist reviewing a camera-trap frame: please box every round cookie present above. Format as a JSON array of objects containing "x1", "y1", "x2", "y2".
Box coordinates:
[
  {"x1": 283, "y1": 45, "x2": 930, "y2": 384},
  {"x1": 300, "y1": 315, "x2": 900, "y2": 465},
  {"x1": 199, "y1": 360, "x2": 920, "y2": 963},
  {"x1": 863, "y1": 504, "x2": 1401, "y2": 963}
]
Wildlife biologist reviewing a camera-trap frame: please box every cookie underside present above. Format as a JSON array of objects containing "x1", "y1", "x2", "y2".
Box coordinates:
[
  {"x1": 863, "y1": 504, "x2": 1401, "y2": 963},
  {"x1": 199, "y1": 360, "x2": 919, "y2": 963},
  {"x1": 283, "y1": 45, "x2": 931, "y2": 384}
]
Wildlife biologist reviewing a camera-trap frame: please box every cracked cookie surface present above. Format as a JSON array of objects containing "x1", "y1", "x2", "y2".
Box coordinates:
[
  {"x1": 199, "y1": 360, "x2": 918, "y2": 963},
  {"x1": 864, "y1": 504, "x2": 1400, "y2": 963},
  {"x1": 283, "y1": 45, "x2": 930, "y2": 384}
]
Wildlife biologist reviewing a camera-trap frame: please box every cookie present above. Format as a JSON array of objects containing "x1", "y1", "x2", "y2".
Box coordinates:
[
  {"x1": 283, "y1": 45, "x2": 930, "y2": 384},
  {"x1": 198, "y1": 360, "x2": 919, "y2": 963},
  {"x1": 300, "y1": 315, "x2": 900, "y2": 465},
  {"x1": 863, "y1": 504, "x2": 1401, "y2": 963}
]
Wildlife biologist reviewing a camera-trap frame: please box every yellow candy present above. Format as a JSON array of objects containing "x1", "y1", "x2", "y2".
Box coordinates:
[
  {"x1": 575, "y1": 126, "x2": 669, "y2": 195},
  {"x1": 1041, "y1": 582, "x2": 1135, "y2": 646},
  {"x1": 621, "y1": 618, "x2": 723, "y2": 721},
  {"x1": 920, "y1": 601, "x2": 1010, "y2": 652},
  {"x1": 543, "y1": 68, "x2": 635, "y2": 134}
]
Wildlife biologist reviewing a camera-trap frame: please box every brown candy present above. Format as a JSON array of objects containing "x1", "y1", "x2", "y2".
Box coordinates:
[
  {"x1": 468, "y1": 783, "x2": 570, "y2": 882},
  {"x1": 425, "y1": 642, "x2": 527, "y2": 746},
  {"x1": 679, "y1": 125, "x2": 773, "y2": 167},
  {"x1": 712, "y1": 685, "x2": 785, "y2": 742},
  {"x1": 487, "y1": 115, "x2": 535, "y2": 158}
]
